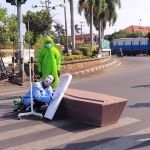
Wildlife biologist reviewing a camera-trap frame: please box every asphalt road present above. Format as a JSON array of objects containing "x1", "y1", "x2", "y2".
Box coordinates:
[{"x1": 1, "y1": 56, "x2": 150, "y2": 150}]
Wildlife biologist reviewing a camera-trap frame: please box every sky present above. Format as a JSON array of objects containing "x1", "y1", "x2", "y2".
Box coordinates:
[{"x1": 1, "y1": 0, "x2": 150, "y2": 36}]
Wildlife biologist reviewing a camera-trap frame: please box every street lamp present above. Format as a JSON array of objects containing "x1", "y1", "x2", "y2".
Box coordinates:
[
  {"x1": 32, "y1": 1, "x2": 65, "y2": 36},
  {"x1": 32, "y1": 2, "x2": 65, "y2": 10}
]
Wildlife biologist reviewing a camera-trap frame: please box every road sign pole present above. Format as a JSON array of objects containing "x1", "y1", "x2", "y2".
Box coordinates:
[{"x1": 17, "y1": 3, "x2": 24, "y2": 84}]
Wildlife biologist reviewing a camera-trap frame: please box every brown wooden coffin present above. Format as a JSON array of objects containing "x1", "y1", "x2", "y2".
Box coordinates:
[{"x1": 57, "y1": 88, "x2": 128, "y2": 126}]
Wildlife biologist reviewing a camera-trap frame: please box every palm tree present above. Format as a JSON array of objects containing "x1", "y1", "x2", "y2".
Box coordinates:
[
  {"x1": 78, "y1": 0, "x2": 101, "y2": 46},
  {"x1": 54, "y1": 23, "x2": 65, "y2": 44},
  {"x1": 78, "y1": 0, "x2": 121, "y2": 50},
  {"x1": 75, "y1": 24, "x2": 81, "y2": 45},
  {"x1": 94, "y1": 0, "x2": 121, "y2": 39},
  {"x1": 68, "y1": 0, "x2": 75, "y2": 52},
  {"x1": 63, "y1": 0, "x2": 69, "y2": 55},
  {"x1": 75, "y1": 24, "x2": 81, "y2": 34}
]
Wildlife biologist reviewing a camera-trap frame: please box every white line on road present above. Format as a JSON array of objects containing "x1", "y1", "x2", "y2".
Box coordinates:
[
  {"x1": 4, "y1": 117, "x2": 140, "y2": 150},
  {"x1": 0, "y1": 90, "x2": 26, "y2": 96},
  {"x1": 0, "y1": 119, "x2": 76, "y2": 141},
  {"x1": 116, "y1": 62, "x2": 121, "y2": 67},
  {"x1": 87, "y1": 124, "x2": 150, "y2": 150}
]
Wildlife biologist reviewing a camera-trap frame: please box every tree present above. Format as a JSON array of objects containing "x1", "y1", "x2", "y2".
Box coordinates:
[
  {"x1": 75, "y1": 24, "x2": 81, "y2": 34},
  {"x1": 0, "y1": 6, "x2": 18, "y2": 49},
  {"x1": 54, "y1": 23, "x2": 65, "y2": 44},
  {"x1": 23, "y1": 10, "x2": 53, "y2": 46},
  {"x1": 68, "y1": 0, "x2": 75, "y2": 52},
  {"x1": 77, "y1": 0, "x2": 101, "y2": 46}
]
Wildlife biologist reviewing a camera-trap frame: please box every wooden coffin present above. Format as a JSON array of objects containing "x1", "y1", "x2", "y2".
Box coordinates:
[{"x1": 57, "y1": 88, "x2": 128, "y2": 126}]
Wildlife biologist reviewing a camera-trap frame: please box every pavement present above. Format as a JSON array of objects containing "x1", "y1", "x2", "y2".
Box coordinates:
[{"x1": 0, "y1": 57, "x2": 116, "y2": 100}]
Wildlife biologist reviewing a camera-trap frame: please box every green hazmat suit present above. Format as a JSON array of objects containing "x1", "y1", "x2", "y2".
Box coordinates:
[{"x1": 37, "y1": 36, "x2": 61, "y2": 89}]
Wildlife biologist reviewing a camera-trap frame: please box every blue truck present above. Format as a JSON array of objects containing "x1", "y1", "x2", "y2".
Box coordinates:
[{"x1": 110, "y1": 38, "x2": 150, "y2": 56}]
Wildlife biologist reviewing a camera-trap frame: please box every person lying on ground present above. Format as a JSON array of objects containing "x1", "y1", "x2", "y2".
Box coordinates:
[{"x1": 13, "y1": 74, "x2": 60, "y2": 112}]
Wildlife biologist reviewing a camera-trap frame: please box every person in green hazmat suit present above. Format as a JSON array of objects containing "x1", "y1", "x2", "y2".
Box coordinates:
[{"x1": 37, "y1": 36, "x2": 61, "y2": 89}]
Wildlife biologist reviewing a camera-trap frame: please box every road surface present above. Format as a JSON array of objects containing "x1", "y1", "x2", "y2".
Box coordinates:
[{"x1": 0, "y1": 56, "x2": 150, "y2": 150}]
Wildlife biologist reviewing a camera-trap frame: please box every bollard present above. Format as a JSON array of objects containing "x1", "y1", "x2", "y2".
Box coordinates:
[
  {"x1": 15, "y1": 52, "x2": 19, "y2": 63},
  {"x1": 31, "y1": 57, "x2": 34, "y2": 82}
]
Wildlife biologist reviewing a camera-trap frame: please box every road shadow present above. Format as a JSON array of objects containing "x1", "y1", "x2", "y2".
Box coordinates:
[
  {"x1": 50, "y1": 133, "x2": 150, "y2": 150},
  {"x1": 127, "y1": 102, "x2": 150, "y2": 108},
  {"x1": 131, "y1": 84, "x2": 150, "y2": 88}
]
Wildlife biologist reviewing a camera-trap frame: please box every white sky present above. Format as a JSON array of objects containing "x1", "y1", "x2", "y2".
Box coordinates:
[{"x1": 1, "y1": 0, "x2": 150, "y2": 36}]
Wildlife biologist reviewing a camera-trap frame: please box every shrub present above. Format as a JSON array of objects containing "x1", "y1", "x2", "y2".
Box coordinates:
[
  {"x1": 72, "y1": 50, "x2": 83, "y2": 55},
  {"x1": 0, "y1": 51, "x2": 7, "y2": 57},
  {"x1": 79, "y1": 47, "x2": 91, "y2": 56},
  {"x1": 62, "y1": 54, "x2": 87, "y2": 61}
]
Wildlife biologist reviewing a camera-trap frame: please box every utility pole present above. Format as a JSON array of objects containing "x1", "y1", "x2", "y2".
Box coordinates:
[
  {"x1": 6, "y1": 0, "x2": 27, "y2": 84},
  {"x1": 80, "y1": 21, "x2": 85, "y2": 45},
  {"x1": 17, "y1": 4, "x2": 24, "y2": 84}
]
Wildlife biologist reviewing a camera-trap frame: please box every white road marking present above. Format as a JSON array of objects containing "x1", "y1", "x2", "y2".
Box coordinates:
[
  {"x1": 87, "y1": 125, "x2": 150, "y2": 150},
  {"x1": 4, "y1": 117, "x2": 140, "y2": 150},
  {"x1": 0, "y1": 119, "x2": 76, "y2": 141},
  {"x1": 0, "y1": 90, "x2": 26, "y2": 96},
  {"x1": 116, "y1": 62, "x2": 121, "y2": 67}
]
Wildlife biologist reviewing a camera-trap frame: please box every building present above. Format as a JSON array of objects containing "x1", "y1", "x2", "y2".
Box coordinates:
[
  {"x1": 68, "y1": 33, "x2": 97, "y2": 45},
  {"x1": 124, "y1": 25, "x2": 150, "y2": 36}
]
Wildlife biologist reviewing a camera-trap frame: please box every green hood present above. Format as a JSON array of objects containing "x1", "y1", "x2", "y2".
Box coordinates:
[{"x1": 43, "y1": 36, "x2": 54, "y2": 48}]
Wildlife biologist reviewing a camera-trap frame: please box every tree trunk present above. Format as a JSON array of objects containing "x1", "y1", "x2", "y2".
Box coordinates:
[
  {"x1": 64, "y1": 0, "x2": 68, "y2": 55},
  {"x1": 70, "y1": 0, "x2": 75, "y2": 52},
  {"x1": 90, "y1": 8, "x2": 93, "y2": 46},
  {"x1": 98, "y1": 16, "x2": 102, "y2": 51},
  {"x1": 101, "y1": 18, "x2": 104, "y2": 39}
]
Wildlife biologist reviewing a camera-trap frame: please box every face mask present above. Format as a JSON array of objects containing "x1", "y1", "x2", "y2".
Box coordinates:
[{"x1": 46, "y1": 43, "x2": 51, "y2": 48}]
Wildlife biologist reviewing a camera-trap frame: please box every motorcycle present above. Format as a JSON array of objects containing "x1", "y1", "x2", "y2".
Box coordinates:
[{"x1": 117, "y1": 50, "x2": 123, "y2": 58}]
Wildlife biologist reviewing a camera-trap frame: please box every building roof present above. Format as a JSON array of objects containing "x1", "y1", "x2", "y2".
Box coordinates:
[
  {"x1": 124, "y1": 25, "x2": 150, "y2": 35},
  {"x1": 68, "y1": 33, "x2": 96, "y2": 45}
]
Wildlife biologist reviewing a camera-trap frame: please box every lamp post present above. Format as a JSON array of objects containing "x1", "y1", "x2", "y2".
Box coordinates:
[
  {"x1": 32, "y1": 0, "x2": 65, "y2": 36},
  {"x1": 139, "y1": 19, "x2": 141, "y2": 38}
]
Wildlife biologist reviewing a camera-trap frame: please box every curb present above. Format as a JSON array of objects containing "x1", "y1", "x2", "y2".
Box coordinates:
[{"x1": 71, "y1": 58, "x2": 116, "y2": 77}]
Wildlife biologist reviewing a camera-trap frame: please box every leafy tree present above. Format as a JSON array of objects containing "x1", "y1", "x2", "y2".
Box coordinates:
[
  {"x1": 0, "y1": 5, "x2": 9, "y2": 47},
  {"x1": 7, "y1": 14, "x2": 18, "y2": 49},
  {"x1": 23, "y1": 10, "x2": 53, "y2": 46}
]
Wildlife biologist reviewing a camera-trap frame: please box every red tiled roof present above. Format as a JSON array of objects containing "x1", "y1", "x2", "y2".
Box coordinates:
[
  {"x1": 124, "y1": 25, "x2": 150, "y2": 35},
  {"x1": 68, "y1": 33, "x2": 96, "y2": 45}
]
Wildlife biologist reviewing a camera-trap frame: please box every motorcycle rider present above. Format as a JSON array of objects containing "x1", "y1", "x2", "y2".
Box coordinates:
[{"x1": 118, "y1": 48, "x2": 123, "y2": 57}]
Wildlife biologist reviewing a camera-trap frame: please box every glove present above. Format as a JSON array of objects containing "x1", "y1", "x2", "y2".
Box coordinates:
[
  {"x1": 52, "y1": 92, "x2": 61, "y2": 101},
  {"x1": 58, "y1": 70, "x2": 60, "y2": 77},
  {"x1": 39, "y1": 72, "x2": 42, "y2": 78}
]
